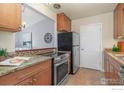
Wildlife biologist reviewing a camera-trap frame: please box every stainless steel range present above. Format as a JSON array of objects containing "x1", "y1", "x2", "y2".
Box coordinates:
[{"x1": 42, "y1": 52, "x2": 69, "y2": 85}]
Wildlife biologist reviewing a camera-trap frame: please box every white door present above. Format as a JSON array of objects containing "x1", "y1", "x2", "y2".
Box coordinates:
[{"x1": 80, "y1": 23, "x2": 102, "y2": 71}]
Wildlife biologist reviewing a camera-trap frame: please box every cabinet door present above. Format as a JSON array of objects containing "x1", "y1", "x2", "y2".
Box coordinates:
[
  {"x1": 108, "y1": 56, "x2": 121, "y2": 85},
  {"x1": 57, "y1": 13, "x2": 71, "y2": 32},
  {"x1": 17, "y1": 78, "x2": 33, "y2": 85},
  {"x1": 114, "y1": 3, "x2": 124, "y2": 38},
  {"x1": 104, "y1": 51, "x2": 121, "y2": 85},
  {"x1": 63, "y1": 15, "x2": 69, "y2": 32},
  {"x1": 32, "y1": 68, "x2": 52, "y2": 85},
  {"x1": 109, "y1": 62, "x2": 114, "y2": 84},
  {"x1": 57, "y1": 13, "x2": 63, "y2": 31},
  {"x1": 117, "y1": 4, "x2": 123, "y2": 37},
  {"x1": 0, "y1": 3, "x2": 21, "y2": 32},
  {"x1": 112, "y1": 59, "x2": 121, "y2": 84},
  {"x1": 68, "y1": 18, "x2": 71, "y2": 31},
  {"x1": 63, "y1": 15, "x2": 71, "y2": 32},
  {"x1": 104, "y1": 52, "x2": 110, "y2": 79}
]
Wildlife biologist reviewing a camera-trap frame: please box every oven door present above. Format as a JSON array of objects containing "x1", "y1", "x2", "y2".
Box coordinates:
[{"x1": 54, "y1": 59, "x2": 68, "y2": 85}]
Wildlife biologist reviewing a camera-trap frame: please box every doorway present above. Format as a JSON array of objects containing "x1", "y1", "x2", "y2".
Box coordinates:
[{"x1": 80, "y1": 23, "x2": 102, "y2": 71}]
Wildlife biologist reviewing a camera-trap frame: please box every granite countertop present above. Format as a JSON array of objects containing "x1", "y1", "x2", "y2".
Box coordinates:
[
  {"x1": 105, "y1": 49, "x2": 124, "y2": 66},
  {"x1": 0, "y1": 55, "x2": 52, "y2": 77}
]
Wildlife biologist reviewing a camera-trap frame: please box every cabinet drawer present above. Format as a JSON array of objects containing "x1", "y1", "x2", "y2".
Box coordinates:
[
  {"x1": 16, "y1": 77, "x2": 33, "y2": 85},
  {"x1": 32, "y1": 67, "x2": 52, "y2": 85},
  {"x1": 0, "y1": 59, "x2": 51, "y2": 85}
]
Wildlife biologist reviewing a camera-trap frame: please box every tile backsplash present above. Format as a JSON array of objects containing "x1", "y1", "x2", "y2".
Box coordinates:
[{"x1": 15, "y1": 48, "x2": 56, "y2": 56}]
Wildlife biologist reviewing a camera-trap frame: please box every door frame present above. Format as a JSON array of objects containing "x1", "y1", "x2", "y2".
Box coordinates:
[{"x1": 79, "y1": 23, "x2": 103, "y2": 71}]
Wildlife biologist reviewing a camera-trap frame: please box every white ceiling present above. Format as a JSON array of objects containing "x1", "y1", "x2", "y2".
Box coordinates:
[{"x1": 46, "y1": 3, "x2": 117, "y2": 20}]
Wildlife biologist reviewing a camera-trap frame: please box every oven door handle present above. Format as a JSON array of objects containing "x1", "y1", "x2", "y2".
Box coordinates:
[{"x1": 55, "y1": 59, "x2": 68, "y2": 67}]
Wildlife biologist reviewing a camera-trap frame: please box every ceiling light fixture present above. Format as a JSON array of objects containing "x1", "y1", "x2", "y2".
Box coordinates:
[{"x1": 53, "y1": 3, "x2": 61, "y2": 9}]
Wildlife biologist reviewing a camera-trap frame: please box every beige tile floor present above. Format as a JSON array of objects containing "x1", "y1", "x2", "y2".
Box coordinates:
[{"x1": 66, "y1": 68, "x2": 104, "y2": 85}]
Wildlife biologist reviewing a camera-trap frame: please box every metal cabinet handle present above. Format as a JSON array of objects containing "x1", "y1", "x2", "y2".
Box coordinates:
[
  {"x1": 17, "y1": 72, "x2": 34, "y2": 80},
  {"x1": 55, "y1": 60, "x2": 68, "y2": 66}
]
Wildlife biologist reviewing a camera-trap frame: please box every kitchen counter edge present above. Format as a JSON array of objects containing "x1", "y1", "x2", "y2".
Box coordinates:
[{"x1": 0, "y1": 56, "x2": 52, "y2": 77}]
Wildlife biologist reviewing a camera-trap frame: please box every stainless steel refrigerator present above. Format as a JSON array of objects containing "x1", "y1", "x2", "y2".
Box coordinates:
[{"x1": 58, "y1": 32, "x2": 80, "y2": 74}]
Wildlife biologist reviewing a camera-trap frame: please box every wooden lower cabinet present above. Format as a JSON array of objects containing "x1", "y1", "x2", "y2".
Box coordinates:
[
  {"x1": 0, "y1": 59, "x2": 52, "y2": 85},
  {"x1": 32, "y1": 68, "x2": 51, "y2": 85},
  {"x1": 17, "y1": 68, "x2": 51, "y2": 85},
  {"x1": 104, "y1": 51, "x2": 121, "y2": 85},
  {"x1": 17, "y1": 77, "x2": 33, "y2": 85}
]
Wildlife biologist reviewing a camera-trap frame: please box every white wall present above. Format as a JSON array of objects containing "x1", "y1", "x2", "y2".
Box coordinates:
[
  {"x1": 32, "y1": 19, "x2": 56, "y2": 49},
  {"x1": 16, "y1": 19, "x2": 56, "y2": 49},
  {"x1": 72, "y1": 12, "x2": 116, "y2": 49},
  {"x1": 0, "y1": 32, "x2": 15, "y2": 52},
  {"x1": 0, "y1": 3, "x2": 56, "y2": 52}
]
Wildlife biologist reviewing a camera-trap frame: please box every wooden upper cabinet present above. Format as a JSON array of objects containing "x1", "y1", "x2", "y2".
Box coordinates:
[
  {"x1": 114, "y1": 3, "x2": 124, "y2": 39},
  {"x1": 0, "y1": 3, "x2": 22, "y2": 32},
  {"x1": 57, "y1": 12, "x2": 71, "y2": 32}
]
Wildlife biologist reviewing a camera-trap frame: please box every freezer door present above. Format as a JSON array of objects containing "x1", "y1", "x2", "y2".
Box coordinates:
[
  {"x1": 73, "y1": 32, "x2": 79, "y2": 45},
  {"x1": 73, "y1": 46, "x2": 80, "y2": 73},
  {"x1": 58, "y1": 32, "x2": 72, "y2": 51}
]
